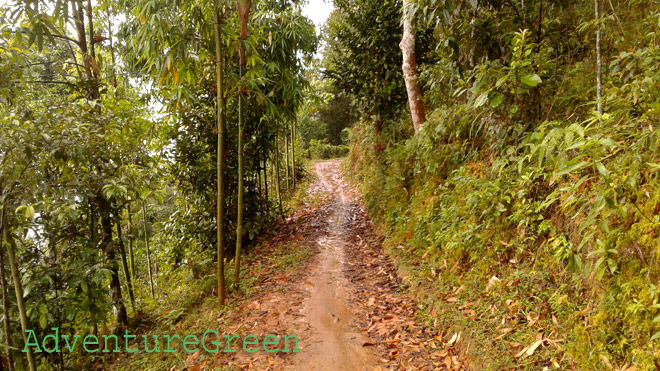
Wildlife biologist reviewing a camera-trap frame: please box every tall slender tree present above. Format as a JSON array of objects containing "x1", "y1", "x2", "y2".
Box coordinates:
[
  {"x1": 234, "y1": 0, "x2": 252, "y2": 288},
  {"x1": 3, "y1": 221, "x2": 36, "y2": 371},
  {"x1": 595, "y1": 0, "x2": 603, "y2": 114},
  {"x1": 0, "y1": 207, "x2": 14, "y2": 371},
  {"x1": 214, "y1": 0, "x2": 227, "y2": 305}
]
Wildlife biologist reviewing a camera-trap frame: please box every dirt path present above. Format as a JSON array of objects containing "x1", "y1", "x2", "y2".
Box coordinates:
[
  {"x1": 202, "y1": 160, "x2": 467, "y2": 370},
  {"x1": 290, "y1": 161, "x2": 377, "y2": 370}
]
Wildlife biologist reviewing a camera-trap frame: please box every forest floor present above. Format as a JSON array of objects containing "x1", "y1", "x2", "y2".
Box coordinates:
[{"x1": 111, "y1": 160, "x2": 469, "y2": 370}]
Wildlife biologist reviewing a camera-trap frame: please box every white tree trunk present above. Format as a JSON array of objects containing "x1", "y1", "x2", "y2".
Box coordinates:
[{"x1": 400, "y1": 0, "x2": 426, "y2": 133}]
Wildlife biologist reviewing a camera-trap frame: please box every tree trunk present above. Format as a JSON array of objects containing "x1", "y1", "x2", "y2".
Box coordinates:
[
  {"x1": 263, "y1": 152, "x2": 270, "y2": 206},
  {"x1": 234, "y1": 0, "x2": 251, "y2": 288},
  {"x1": 284, "y1": 130, "x2": 290, "y2": 191},
  {"x1": 399, "y1": 0, "x2": 426, "y2": 133},
  {"x1": 275, "y1": 134, "x2": 283, "y2": 214},
  {"x1": 291, "y1": 119, "x2": 296, "y2": 191},
  {"x1": 127, "y1": 204, "x2": 135, "y2": 278},
  {"x1": 106, "y1": 8, "x2": 117, "y2": 88},
  {"x1": 235, "y1": 61, "x2": 245, "y2": 288},
  {"x1": 213, "y1": 0, "x2": 226, "y2": 306},
  {"x1": 86, "y1": 0, "x2": 96, "y2": 62},
  {"x1": 2, "y1": 221, "x2": 36, "y2": 371},
  {"x1": 115, "y1": 216, "x2": 135, "y2": 311},
  {"x1": 97, "y1": 198, "x2": 128, "y2": 330},
  {"x1": 141, "y1": 200, "x2": 155, "y2": 298},
  {"x1": 73, "y1": 0, "x2": 92, "y2": 81},
  {"x1": 595, "y1": 0, "x2": 603, "y2": 114},
  {"x1": 0, "y1": 208, "x2": 14, "y2": 371}
]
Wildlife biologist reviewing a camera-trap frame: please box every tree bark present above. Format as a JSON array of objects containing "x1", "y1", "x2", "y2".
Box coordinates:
[
  {"x1": 595, "y1": 0, "x2": 603, "y2": 114},
  {"x1": 284, "y1": 130, "x2": 290, "y2": 191},
  {"x1": 73, "y1": 0, "x2": 92, "y2": 81},
  {"x1": 235, "y1": 61, "x2": 245, "y2": 288},
  {"x1": 275, "y1": 134, "x2": 283, "y2": 215},
  {"x1": 141, "y1": 200, "x2": 155, "y2": 298},
  {"x1": 0, "y1": 208, "x2": 14, "y2": 371},
  {"x1": 3, "y1": 221, "x2": 36, "y2": 371},
  {"x1": 97, "y1": 198, "x2": 128, "y2": 330},
  {"x1": 291, "y1": 119, "x2": 296, "y2": 191},
  {"x1": 213, "y1": 0, "x2": 226, "y2": 306},
  {"x1": 115, "y1": 215, "x2": 135, "y2": 311},
  {"x1": 127, "y1": 204, "x2": 135, "y2": 278},
  {"x1": 400, "y1": 0, "x2": 426, "y2": 133},
  {"x1": 234, "y1": 0, "x2": 251, "y2": 288},
  {"x1": 263, "y1": 154, "x2": 269, "y2": 207}
]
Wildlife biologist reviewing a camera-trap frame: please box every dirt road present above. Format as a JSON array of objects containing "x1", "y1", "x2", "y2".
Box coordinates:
[
  {"x1": 290, "y1": 161, "x2": 377, "y2": 370},
  {"x1": 208, "y1": 160, "x2": 466, "y2": 370}
]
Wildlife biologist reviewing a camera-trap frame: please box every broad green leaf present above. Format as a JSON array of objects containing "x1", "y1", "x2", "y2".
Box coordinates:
[
  {"x1": 520, "y1": 73, "x2": 542, "y2": 87},
  {"x1": 490, "y1": 92, "x2": 504, "y2": 108},
  {"x1": 557, "y1": 161, "x2": 590, "y2": 176},
  {"x1": 595, "y1": 162, "x2": 609, "y2": 178},
  {"x1": 473, "y1": 93, "x2": 488, "y2": 108},
  {"x1": 495, "y1": 73, "x2": 510, "y2": 88},
  {"x1": 598, "y1": 138, "x2": 618, "y2": 147}
]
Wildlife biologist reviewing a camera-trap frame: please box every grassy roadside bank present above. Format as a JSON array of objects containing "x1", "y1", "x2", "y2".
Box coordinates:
[
  {"x1": 344, "y1": 117, "x2": 660, "y2": 370},
  {"x1": 104, "y1": 169, "x2": 324, "y2": 370}
]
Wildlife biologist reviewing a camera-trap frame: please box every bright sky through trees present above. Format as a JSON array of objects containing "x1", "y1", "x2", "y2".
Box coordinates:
[{"x1": 302, "y1": 0, "x2": 333, "y2": 33}]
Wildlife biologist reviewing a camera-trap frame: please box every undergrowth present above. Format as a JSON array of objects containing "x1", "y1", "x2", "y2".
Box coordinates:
[
  {"x1": 103, "y1": 168, "x2": 319, "y2": 370},
  {"x1": 347, "y1": 32, "x2": 660, "y2": 370}
]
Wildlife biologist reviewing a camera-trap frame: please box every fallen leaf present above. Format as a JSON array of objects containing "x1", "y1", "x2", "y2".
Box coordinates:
[
  {"x1": 446, "y1": 333, "x2": 458, "y2": 346},
  {"x1": 493, "y1": 328, "x2": 513, "y2": 341},
  {"x1": 515, "y1": 339, "x2": 543, "y2": 358}
]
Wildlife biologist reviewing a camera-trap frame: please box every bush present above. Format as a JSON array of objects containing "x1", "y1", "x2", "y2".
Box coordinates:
[{"x1": 308, "y1": 139, "x2": 349, "y2": 159}]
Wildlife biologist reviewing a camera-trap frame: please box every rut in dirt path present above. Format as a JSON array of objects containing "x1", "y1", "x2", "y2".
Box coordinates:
[{"x1": 291, "y1": 161, "x2": 377, "y2": 370}]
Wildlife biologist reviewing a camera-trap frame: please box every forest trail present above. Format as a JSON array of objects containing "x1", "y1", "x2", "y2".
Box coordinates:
[
  {"x1": 285, "y1": 160, "x2": 467, "y2": 370},
  {"x1": 204, "y1": 160, "x2": 466, "y2": 370},
  {"x1": 290, "y1": 160, "x2": 378, "y2": 370}
]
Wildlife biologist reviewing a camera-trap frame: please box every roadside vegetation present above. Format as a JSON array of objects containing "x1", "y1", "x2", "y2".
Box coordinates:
[{"x1": 323, "y1": 0, "x2": 660, "y2": 369}]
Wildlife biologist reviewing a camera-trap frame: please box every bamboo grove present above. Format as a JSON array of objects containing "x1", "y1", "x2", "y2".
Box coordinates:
[{"x1": 0, "y1": 0, "x2": 316, "y2": 369}]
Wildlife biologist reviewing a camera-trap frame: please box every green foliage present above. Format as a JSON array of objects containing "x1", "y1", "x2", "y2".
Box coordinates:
[
  {"x1": 324, "y1": 0, "x2": 412, "y2": 125},
  {"x1": 308, "y1": 139, "x2": 348, "y2": 160},
  {"x1": 0, "y1": 0, "x2": 318, "y2": 369},
  {"x1": 344, "y1": 1, "x2": 660, "y2": 369}
]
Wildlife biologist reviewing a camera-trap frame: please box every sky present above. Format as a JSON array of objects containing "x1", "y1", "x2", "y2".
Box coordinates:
[
  {"x1": 0, "y1": 0, "x2": 335, "y2": 31},
  {"x1": 302, "y1": 0, "x2": 334, "y2": 34}
]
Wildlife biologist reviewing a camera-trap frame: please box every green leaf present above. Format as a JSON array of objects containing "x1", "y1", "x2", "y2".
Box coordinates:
[
  {"x1": 495, "y1": 73, "x2": 510, "y2": 88},
  {"x1": 17, "y1": 205, "x2": 35, "y2": 218},
  {"x1": 595, "y1": 162, "x2": 609, "y2": 178},
  {"x1": 490, "y1": 92, "x2": 504, "y2": 108},
  {"x1": 598, "y1": 138, "x2": 618, "y2": 147},
  {"x1": 651, "y1": 331, "x2": 660, "y2": 341},
  {"x1": 473, "y1": 93, "x2": 489, "y2": 108},
  {"x1": 557, "y1": 161, "x2": 590, "y2": 176},
  {"x1": 520, "y1": 73, "x2": 542, "y2": 87}
]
